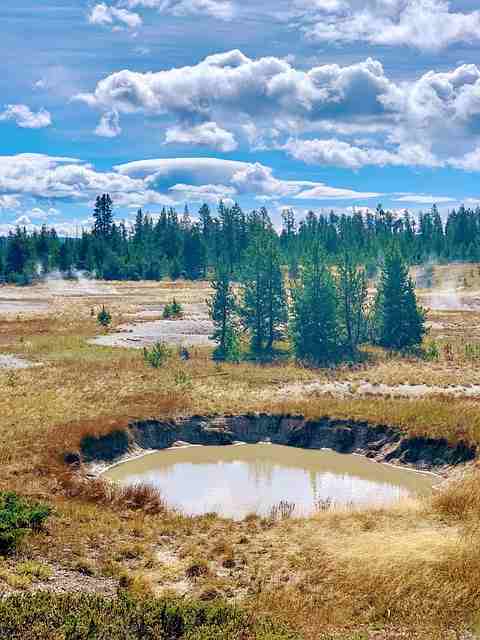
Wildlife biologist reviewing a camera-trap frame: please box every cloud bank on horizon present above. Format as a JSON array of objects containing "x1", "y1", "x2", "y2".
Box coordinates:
[{"x1": 2, "y1": 0, "x2": 480, "y2": 232}]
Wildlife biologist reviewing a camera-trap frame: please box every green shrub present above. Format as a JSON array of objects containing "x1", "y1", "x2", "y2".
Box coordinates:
[
  {"x1": 212, "y1": 325, "x2": 242, "y2": 363},
  {"x1": 143, "y1": 341, "x2": 171, "y2": 368},
  {"x1": 163, "y1": 299, "x2": 184, "y2": 319},
  {"x1": 465, "y1": 343, "x2": 480, "y2": 360},
  {"x1": 97, "y1": 305, "x2": 112, "y2": 328},
  {"x1": 16, "y1": 561, "x2": 52, "y2": 581},
  {"x1": 423, "y1": 340, "x2": 440, "y2": 361},
  {"x1": 0, "y1": 592, "x2": 299, "y2": 639},
  {"x1": 0, "y1": 492, "x2": 51, "y2": 554},
  {"x1": 174, "y1": 369, "x2": 192, "y2": 387}
]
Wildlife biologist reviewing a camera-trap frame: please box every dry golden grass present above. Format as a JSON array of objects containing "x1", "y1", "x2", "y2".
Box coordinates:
[{"x1": 2, "y1": 273, "x2": 480, "y2": 638}]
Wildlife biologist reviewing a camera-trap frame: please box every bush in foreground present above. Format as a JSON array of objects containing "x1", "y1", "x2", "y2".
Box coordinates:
[
  {"x1": 0, "y1": 592, "x2": 299, "y2": 640},
  {"x1": 0, "y1": 492, "x2": 51, "y2": 554}
]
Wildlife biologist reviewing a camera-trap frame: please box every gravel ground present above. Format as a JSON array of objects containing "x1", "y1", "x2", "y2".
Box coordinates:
[
  {"x1": 0, "y1": 563, "x2": 116, "y2": 598},
  {"x1": 0, "y1": 354, "x2": 41, "y2": 370}
]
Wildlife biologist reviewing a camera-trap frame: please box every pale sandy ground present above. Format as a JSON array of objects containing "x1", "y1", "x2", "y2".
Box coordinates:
[
  {"x1": 268, "y1": 379, "x2": 480, "y2": 401},
  {"x1": 0, "y1": 300, "x2": 50, "y2": 315},
  {"x1": 0, "y1": 354, "x2": 41, "y2": 369},
  {"x1": 92, "y1": 318, "x2": 214, "y2": 348},
  {"x1": 91, "y1": 302, "x2": 214, "y2": 348}
]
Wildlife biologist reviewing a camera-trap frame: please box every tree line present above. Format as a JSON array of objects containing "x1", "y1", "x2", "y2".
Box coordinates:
[
  {"x1": 209, "y1": 216, "x2": 426, "y2": 365},
  {"x1": 1, "y1": 196, "x2": 480, "y2": 284}
]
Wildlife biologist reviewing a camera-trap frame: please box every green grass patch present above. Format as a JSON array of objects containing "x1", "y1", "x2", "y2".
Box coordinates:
[
  {"x1": 0, "y1": 492, "x2": 51, "y2": 554},
  {"x1": 0, "y1": 592, "x2": 300, "y2": 639}
]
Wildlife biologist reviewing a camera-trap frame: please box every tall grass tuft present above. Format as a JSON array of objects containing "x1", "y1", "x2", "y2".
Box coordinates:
[
  {"x1": 432, "y1": 470, "x2": 480, "y2": 520},
  {"x1": 59, "y1": 473, "x2": 167, "y2": 515},
  {"x1": 269, "y1": 500, "x2": 296, "y2": 521}
]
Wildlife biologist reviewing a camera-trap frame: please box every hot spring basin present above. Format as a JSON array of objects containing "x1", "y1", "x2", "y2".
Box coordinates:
[{"x1": 104, "y1": 444, "x2": 438, "y2": 519}]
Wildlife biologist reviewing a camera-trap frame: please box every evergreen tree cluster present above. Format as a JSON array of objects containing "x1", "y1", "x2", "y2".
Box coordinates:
[
  {"x1": 2, "y1": 196, "x2": 480, "y2": 285},
  {"x1": 210, "y1": 235, "x2": 425, "y2": 365}
]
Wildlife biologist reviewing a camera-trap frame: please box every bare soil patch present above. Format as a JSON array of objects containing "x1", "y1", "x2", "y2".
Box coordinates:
[
  {"x1": 271, "y1": 380, "x2": 480, "y2": 401},
  {"x1": 91, "y1": 302, "x2": 213, "y2": 348},
  {"x1": 0, "y1": 354, "x2": 41, "y2": 370}
]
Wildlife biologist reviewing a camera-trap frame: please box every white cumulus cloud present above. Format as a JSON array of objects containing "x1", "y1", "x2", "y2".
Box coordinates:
[
  {"x1": 299, "y1": 0, "x2": 480, "y2": 52},
  {"x1": 126, "y1": 0, "x2": 234, "y2": 20},
  {"x1": 88, "y1": 0, "x2": 234, "y2": 30},
  {"x1": 95, "y1": 111, "x2": 122, "y2": 138},
  {"x1": 0, "y1": 105, "x2": 52, "y2": 129},
  {"x1": 88, "y1": 3, "x2": 143, "y2": 29},
  {"x1": 116, "y1": 156, "x2": 383, "y2": 200},
  {"x1": 284, "y1": 138, "x2": 442, "y2": 169},
  {"x1": 0, "y1": 154, "x2": 384, "y2": 220},
  {"x1": 165, "y1": 121, "x2": 238, "y2": 151}
]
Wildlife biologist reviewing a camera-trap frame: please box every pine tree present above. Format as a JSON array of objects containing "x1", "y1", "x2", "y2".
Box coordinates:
[
  {"x1": 373, "y1": 250, "x2": 426, "y2": 350},
  {"x1": 208, "y1": 265, "x2": 240, "y2": 362},
  {"x1": 134, "y1": 209, "x2": 144, "y2": 245},
  {"x1": 6, "y1": 228, "x2": 30, "y2": 277},
  {"x1": 336, "y1": 251, "x2": 368, "y2": 359},
  {"x1": 183, "y1": 225, "x2": 207, "y2": 280},
  {"x1": 93, "y1": 194, "x2": 113, "y2": 238},
  {"x1": 265, "y1": 240, "x2": 288, "y2": 350},
  {"x1": 58, "y1": 241, "x2": 74, "y2": 275},
  {"x1": 239, "y1": 229, "x2": 287, "y2": 357},
  {"x1": 290, "y1": 245, "x2": 339, "y2": 366}
]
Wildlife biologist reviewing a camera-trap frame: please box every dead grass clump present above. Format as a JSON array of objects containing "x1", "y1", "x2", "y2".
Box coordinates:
[
  {"x1": 115, "y1": 483, "x2": 167, "y2": 514},
  {"x1": 186, "y1": 559, "x2": 210, "y2": 580},
  {"x1": 269, "y1": 501, "x2": 296, "y2": 521},
  {"x1": 60, "y1": 473, "x2": 167, "y2": 515},
  {"x1": 209, "y1": 539, "x2": 233, "y2": 559},
  {"x1": 432, "y1": 470, "x2": 480, "y2": 520},
  {"x1": 72, "y1": 558, "x2": 97, "y2": 576},
  {"x1": 114, "y1": 542, "x2": 147, "y2": 561},
  {"x1": 118, "y1": 571, "x2": 153, "y2": 597}
]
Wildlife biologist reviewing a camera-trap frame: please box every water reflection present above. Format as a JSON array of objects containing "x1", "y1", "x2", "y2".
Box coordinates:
[{"x1": 104, "y1": 444, "x2": 438, "y2": 519}]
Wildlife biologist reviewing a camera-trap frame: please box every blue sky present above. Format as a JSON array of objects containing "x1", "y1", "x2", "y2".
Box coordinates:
[{"x1": 2, "y1": 0, "x2": 480, "y2": 232}]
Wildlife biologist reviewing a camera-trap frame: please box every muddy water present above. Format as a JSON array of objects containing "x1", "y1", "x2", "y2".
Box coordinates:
[{"x1": 104, "y1": 444, "x2": 438, "y2": 519}]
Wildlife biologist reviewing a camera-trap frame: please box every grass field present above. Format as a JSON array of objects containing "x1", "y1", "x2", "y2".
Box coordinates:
[{"x1": 1, "y1": 266, "x2": 480, "y2": 639}]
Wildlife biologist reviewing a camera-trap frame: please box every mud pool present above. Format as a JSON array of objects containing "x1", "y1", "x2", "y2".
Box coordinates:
[{"x1": 104, "y1": 444, "x2": 438, "y2": 519}]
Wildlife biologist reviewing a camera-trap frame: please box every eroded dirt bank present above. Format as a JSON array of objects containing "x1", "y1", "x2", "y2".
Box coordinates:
[{"x1": 71, "y1": 414, "x2": 476, "y2": 475}]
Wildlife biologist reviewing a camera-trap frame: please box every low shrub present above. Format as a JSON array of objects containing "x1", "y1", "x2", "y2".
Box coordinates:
[
  {"x1": 465, "y1": 343, "x2": 480, "y2": 361},
  {"x1": 143, "y1": 341, "x2": 172, "y2": 368},
  {"x1": 0, "y1": 592, "x2": 299, "y2": 639},
  {"x1": 423, "y1": 340, "x2": 440, "y2": 361},
  {"x1": 163, "y1": 299, "x2": 184, "y2": 319},
  {"x1": 97, "y1": 306, "x2": 112, "y2": 329},
  {"x1": 174, "y1": 369, "x2": 192, "y2": 387},
  {"x1": 0, "y1": 492, "x2": 51, "y2": 554},
  {"x1": 16, "y1": 561, "x2": 52, "y2": 581}
]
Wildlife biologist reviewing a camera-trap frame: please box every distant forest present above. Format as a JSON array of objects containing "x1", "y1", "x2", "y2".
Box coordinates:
[{"x1": 0, "y1": 194, "x2": 478, "y2": 283}]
